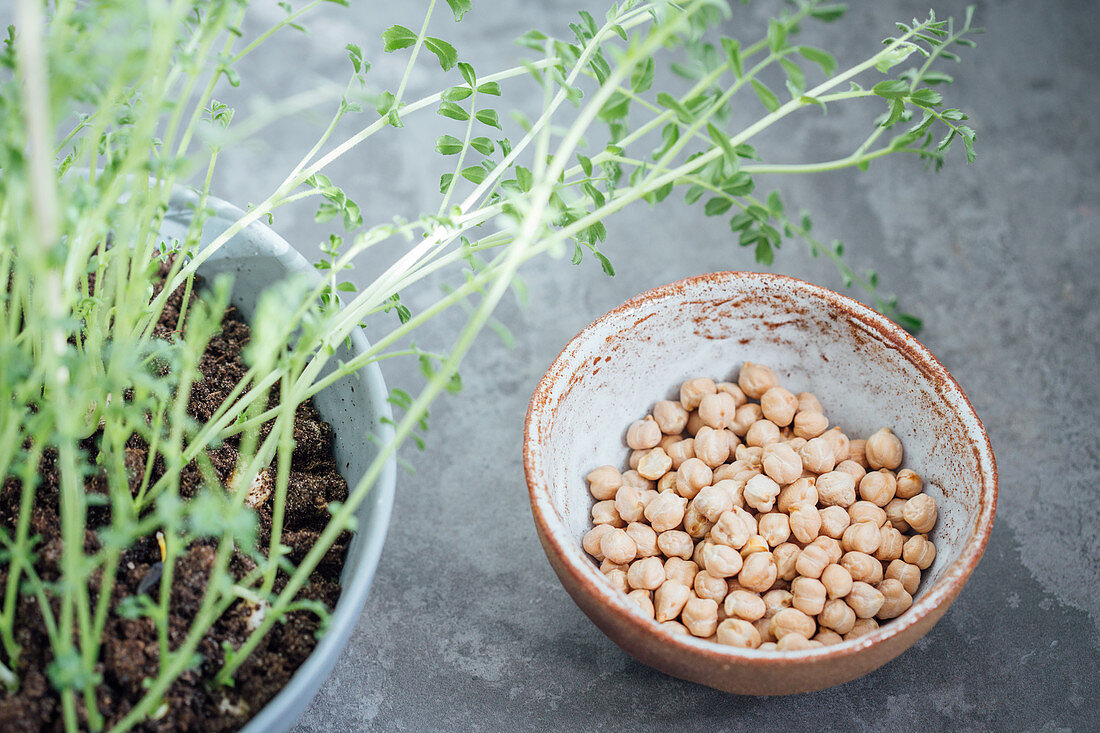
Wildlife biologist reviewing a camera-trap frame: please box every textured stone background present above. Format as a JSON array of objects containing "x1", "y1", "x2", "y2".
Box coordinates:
[{"x1": 211, "y1": 0, "x2": 1099, "y2": 730}]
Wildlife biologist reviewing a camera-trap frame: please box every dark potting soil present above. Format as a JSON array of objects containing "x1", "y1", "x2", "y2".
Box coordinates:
[{"x1": 0, "y1": 267, "x2": 353, "y2": 731}]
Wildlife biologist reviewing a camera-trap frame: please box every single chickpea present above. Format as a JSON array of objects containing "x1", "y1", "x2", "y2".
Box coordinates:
[
  {"x1": 600, "y1": 528, "x2": 638, "y2": 565},
  {"x1": 895, "y1": 468, "x2": 923, "y2": 499},
  {"x1": 811, "y1": 536, "x2": 844, "y2": 564},
  {"x1": 858, "y1": 470, "x2": 897, "y2": 507},
  {"x1": 847, "y1": 501, "x2": 887, "y2": 527},
  {"x1": 813, "y1": 629, "x2": 844, "y2": 646},
  {"x1": 740, "y1": 534, "x2": 770, "y2": 557},
  {"x1": 600, "y1": 560, "x2": 628, "y2": 575},
  {"x1": 627, "y1": 556, "x2": 666, "y2": 590},
  {"x1": 644, "y1": 490, "x2": 687, "y2": 532},
  {"x1": 745, "y1": 419, "x2": 782, "y2": 448},
  {"x1": 820, "y1": 427, "x2": 851, "y2": 465},
  {"x1": 847, "y1": 439, "x2": 869, "y2": 468},
  {"x1": 680, "y1": 377, "x2": 717, "y2": 411},
  {"x1": 660, "y1": 620, "x2": 690, "y2": 635},
  {"x1": 682, "y1": 596, "x2": 719, "y2": 637},
  {"x1": 698, "y1": 391, "x2": 738, "y2": 430},
  {"x1": 799, "y1": 437, "x2": 836, "y2": 474},
  {"x1": 734, "y1": 443, "x2": 764, "y2": 467},
  {"x1": 758, "y1": 512, "x2": 792, "y2": 547},
  {"x1": 840, "y1": 551, "x2": 884, "y2": 584},
  {"x1": 762, "y1": 442, "x2": 803, "y2": 485},
  {"x1": 730, "y1": 403, "x2": 764, "y2": 437},
  {"x1": 796, "y1": 392, "x2": 823, "y2": 414},
  {"x1": 772, "y1": 543, "x2": 801, "y2": 581},
  {"x1": 885, "y1": 559, "x2": 922, "y2": 595},
  {"x1": 694, "y1": 570, "x2": 730, "y2": 603},
  {"x1": 777, "y1": 477, "x2": 818, "y2": 513},
  {"x1": 884, "y1": 497, "x2": 911, "y2": 532},
  {"x1": 744, "y1": 474, "x2": 781, "y2": 513},
  {"x1": 703, "y1": 543, "x2": 745, "y2": 579},
  {"x1": 758, "y1": 641, "x2": 778, "y2": 651},
  {"x1": 792, "y1": 410, "x2": 828, "y2": 442},
  {"x1": 716, "y1": 618, "x2": 761, "y2": 648},
  {"x1": 582, "y1": 524, "x2": 614, "y2": 559},
  {"x1": 820, "y1": 563, "x2": 853, "y2": 599},
  {"x1": 865, "y1": 427, "x2": 904, "y2": 470},
  {"x1": 723, "y1": 429, "x2": 743, "y2": 454},
  {"x1": 626, "y1": 417, "x2": 662, "y2": 450},
  {"x1": 652, "y1": 400, "x2": 689, "y2": 435},
  {"x1": 816, "y1": 471, "x2": 857, "y2": 508},
  {"x1": 876, "y1": 578, "x2": 913, "y2": 619},
  {"x1": 819, "y1": 598, "x2": 857, "y2": 634},
  {"x1": 769, "y1": 607, "x2": 816, "y2": 641},
  {"x1": 818, "y1": 505, "x2": 851, "y2": 539},
  {"x1": 834, "y1": 459, "x2": 867, "y2": 486},
  {"x1": 845, "y1": 617, "x2": 879, "y2": 640},
  {"x1": 627, "y1": 589, "x2": 655, "y2": 619},
  {"x1": 903, "y1": 494, "x2": 938, "y2": 534},
  {"x1": 716, "y1": 381, "x2": 748, "y2": 406},
  {"x1": 786, "y1": 436, "x2": 808, "y2": 453},
  {"x1": 789, "y1": 505, "x2": 822, "y2": 544},
  {"x1": 692, "y1": 540, "x2": 708, "y2": 568},
  {"x1": 737, "y1": 362, "x2": 779, "y2": 399},
  {"x1": 628, "y1": 450, "x2": 644, "y2": 470},
  {"x1": 692, "y1": 482, "x2": 735, "y2": 522},
  {"x1": 657, "y1": 530, "x2": 694, "y2": 560},
  {"x1": 592, "y1": 500, "x2": 624, "y2": 527},
  {"x1": 781, "y1": 634, "x2": 822, "y2": 651},
  {"x1": 686, "y1": 411, "x2": 705, "y2": 437},
  {"x1": 657, "y1": 472, "x2": 677, "y2": 495},
  {"x1": 693, "y1": 426, "x2": 732, "y2": 468},
  {"x1": 738, "y1": 551, "x2": 778, "y2": 593},
  {"x1": 725, "y1": 589, "x2": 766, "y2": 621},
  {"x1": 621, "y1": 470, "x2": 654, "y2": 490},
  {"x1": 711, "y1": 507, "x2": 756, "y2": 549},
  {"x1": 846, "y1": 581, "x2": 885, "y2": 618},
  {"x1": 664, "y1": 556, "x2": 699, "y2": 587},
  {"x1": 874, "y1": 526, "x2": 905, "y2": 563},
  {"x1": 642, "y1": 489, "x2": 660, "y2": 508},
  {"x1": 586, "y1": 465, "x2": 622, "y2": 501},
  {"x1": 637, "y1": 447, "x2": 673, "y2": 481},
  {"x1": 666, "y1": 438, "x2": 695, "y2": 471},
  {"x1": 711, "y1": 463, "x2": 738, "y2": 483},
  {"x1": 762, "y1": 588, "x2": 794, "y2": 618},
  {"x1": 791, "y1": 576, "x2": 827, "y2": 616},
  {"x1": 760, "y1": 386, "x2": 799, "y2": 427},
  {"x1": 754, "y1": 616, "x2": 777, "y2": 643},
  {"x1": 682, "y1": 503, "x2": 714, "y2": 539},
  {"x1": 903, "y1": 534, "x2": 936, "y2": 569},
  {"x1": 675, "y1": 458, "x2": 713, "y2": 499},
  {"x1": 625, "y1": 522, "x2": 659, "y2": 558},
  {"x1": 614, "y1": 484, "x2": 647, "y2": 524},
  {"x1": 654, "y1": 580, "x2": 691, "y2": 622},
  {"x1": 794, "y1": 542, "x2": 830, "y2": 579},
  {"x1": 605, "y1": 569, "x2": 629, "y2": 593}
]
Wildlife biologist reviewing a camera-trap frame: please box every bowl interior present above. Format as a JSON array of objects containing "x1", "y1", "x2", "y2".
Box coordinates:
[{"x1": 527, "y1": 272, "x2": 995, "y2": 647}]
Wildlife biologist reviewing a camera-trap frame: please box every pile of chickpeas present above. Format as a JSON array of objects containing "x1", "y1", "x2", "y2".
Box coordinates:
[{"x1": 582, "y1": 362, "x2": 938, "y2": 651}]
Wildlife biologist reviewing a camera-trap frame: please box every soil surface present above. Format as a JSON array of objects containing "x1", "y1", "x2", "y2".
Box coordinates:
[{"x1": 0, "y1": 266, "x2": 351, "y2": 731}]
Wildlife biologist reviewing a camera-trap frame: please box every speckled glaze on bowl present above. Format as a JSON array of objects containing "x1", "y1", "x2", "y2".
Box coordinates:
[{"x1": 523, "y1": 272, "x2": 997, "y2": 695}]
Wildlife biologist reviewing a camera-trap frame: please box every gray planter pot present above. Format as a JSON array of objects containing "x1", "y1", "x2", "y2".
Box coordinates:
[{"x1": 159, "y1": 189, "x2": 396, "y2": 733}]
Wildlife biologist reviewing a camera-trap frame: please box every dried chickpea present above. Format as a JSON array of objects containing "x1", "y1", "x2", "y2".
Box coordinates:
[
  {"x1": 846, "y1": 581, "x2": 885, "y2": 618},
  {"x1": 657, "y1": 530, "x2": 693, "y2": 560},
  {"x1": 624, "y1": 522, "x2": 658, "y2": 558},
  {"x1": 664, "y1": 557, "x2": 699, "y2": 587},
  {"x1": 694, "y1": 570, "x2": 729, "y2": 603},
  {"x1": 682, "y1": 596, "x2": 719, "y2": 637},
  {"x1": 772, "y1": 543, "x2": 801, "y2": 581},
  {"x1": 743, "y1": 474, "x2": 781, "y2": 513},
  {"x1": 792, "y1": 410, "x2": 828, "y2": 441},
  {"x1": 653, "y1": 400, "x2": 689, "y2": 435},
  {"x1": 693, "y1": 426, "x2": 732, "y2": 467},
  {"x1": 903, "y1": 494, "x2": 938, "y2": 534},
  {"x1": 605, "y1": 569, "x2": 629, "y2": 593},
  {"x1": 686, "y1": 411, "x2": 706, "y2": 437},
  {"x1": 644, "y1": 490, "x2": 686, "y2": 532},
  {"x1": 779, "y1": 633, "x2": 821, "y2": 651},
  {"x1": 738, "y1": 552, "x2": 778, "y2": 593},
  {"x1": 627, "y1": 589, "x2": 655, "y2": 618},
  {"x1": 903, "y1": 534, "x2": 936, "y2": 569},
  {"x1": 745, "y1": 419, "x2": 781, "y2": 448},
  {"x1": 716, "y1": 381, "x2": 748, "y2": 405},
  {"x1": 758, "y1": 512, "x2": 791, "y2": 547},
  {"x1": 762, "y1": 443, "x2": 803, "y2": 485},
  {"x1": 730, "y1": 403, "x2": 763, "y2": 436},
  {"x1": 621, "y1": 470, "x2": 653, "y2": 490},
  {"x1": 821, "y1": 427, "x2": 851, "y2": 465},
  {"x1": 692, "y1": 482, "x2": 735, "y2": 522},
  {"x1": 818, "y1": 505, "x2": 851, "y2": 539},
  {"x1": 770, "y1": 607, "x2": 816, "y2": 641},
  {"x1": 845, "y1": 617, "x2": 879, "y2": 640},
  {"x1": 657, "y1": 472, "x2": 677, "y2": 495},
  {"x1": 716, "y1": 618, "x2": 761, "y2": 648},
  {"x1": 600, "y1": 528, "x2": 638, "y2": 565},
  {"x1": 586, "y1": 466, "x2": 622, "y2": 501},
  {"x1": 762, "y1": 589, "x2": 794, "y2": 619},
  {"x1": 794, "y1": 542, "x2": 830, "y2": 579},
  {"x1": 885, "y1": 559, "x2": 921, "y2": 595},
  {"x1": 834, "y1": 459, "x2": 867, "y2": 486},
  {"x1": 626, "y1": 417, "x2": 662, "y2": 450},
  {"x1": 865, "y1": 427, "x2": 903, "y2": 470},
  {"x1": 602, "y1": 563, "x2": 627, "y2": 580},
  {"x1": 874, "y1": 526, "x2": 905, "y2": 563},
  {"x1": 641, "y1": 489, "x2": 660, "y2": 508},
  {"x1": 876, "y1": 578, "x2": 914, "y2": 619},
  {"x1": 665, "y1": 440, "x2": 695, "y2": 473},
  {"x1": 734, "y1": 444, "x2": 763, "y2": 467},
  {"x1": 613, "y1": 484, "x2": 646, "y2": 523},
  {"x1": 740, "y1": 534, "x2": 770, "y2": 557},
  {"x1": 660, "y1": 620, "x2": 690, "y2": 635},
  {"x1": 884, "y1": 498, "x2": 911, "y2": 532},
  {"x1": 760, "y1": 386, "x2": 799, "y2": 427},
  {"x1": 821, "y1": 563, "x2": 853, "y2": 599},
  {"x1": 847, "y1": 439, "x2": 869, "y2": 468},
  {"x1": 659, "y1": 432, "x2": 680, "y2": 451},
  {"x1": 698, "y1": 391, "x2": 738, "y2": 430},
  {"x1": 725, "y1": 590, "x2": 766, "y2": 621},
  {"x1": 637, "y1": 447, "x2": 673, "y2": 481},
  {"x1": 786, "y1": 437, "x2": 807, "y2": 453},
  {"x1": 842, "y1": 522, "x2": 883, "y2": 555},
  {"x1": 796, "y1": 392, "x2": 823, "y2": 414},
  {"x1": 858, "y1": 470, "x2": 897, "y2": 507},
  {"x1": 895, "y1": 468, "x2": 923, "y2": 499},
  {"x1": 711, "y1": 508, "x2": 753, "y2": 549},
  {"x1": 737, "y1": 362, "x2": 778, "y2": 399},
  {"x1": 675, "y1": 458, "x2": 713, "y2": 499},
  {"x1": 791, "y1": 576, "x2": 827, "y2": 616},
  {"x1": 682, "y1": 503, "x2": 714, "y2": 539},
  {"x1": 628, "y1": 450, "x2": 644, "y2": 470},
  {"x1": 592, "y1": 500, "x2": 624, "y2": 527},
  {"x1": 811, "y1": 536, "x2": 844, "y2": 564},
  {"x1": 680, "y1": 377, "x2": 717, "y2": 411},
  {"x1": 583, "y1": 524, "x2": 614, "y2": 560},
  {"x1": 777, "y1": 477, "x2": 818, "y2": 513},
  {"x1": 813, "y1": 629, "x2": 844, "y2": 646},
  {"x1": 841, "y1": 551, "x2": 884, "y2": 584},
  {"x1": 819, "y1": 598, "x2": 856, "y2": 634},
  {"x1": 627, "y1": 557, "x2": 665, "y2": 590},
  {"x1": 654, "y1": 580, "x2": 691, "y2": 622},
  {"x1": 789, "y1": 505, "x2": 822, "y2": 544},
  {"x1": 816, "y1": 471, "x2": 856, "y2": 508},
  {"x1": 703, "y1": 543, "x2": 744, "y2": 578},
  {"x1": 758, "y1": 641, "x2": 778, "y2": 650},
  {"x1": 799, "y1": 437, "x2": 836, "y2": 474}
]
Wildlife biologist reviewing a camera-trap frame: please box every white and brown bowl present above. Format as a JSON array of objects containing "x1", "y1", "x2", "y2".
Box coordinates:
[{"x1": 523, "y1": 271, "x2": 997, "y2": 695}]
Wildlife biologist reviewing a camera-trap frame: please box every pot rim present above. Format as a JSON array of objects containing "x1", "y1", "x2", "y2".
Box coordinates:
[{"x1": 523, "y1": 270, "x2": 997, "y2": 666}]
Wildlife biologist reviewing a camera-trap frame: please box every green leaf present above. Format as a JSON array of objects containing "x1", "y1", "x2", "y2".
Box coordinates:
[
  {"x1": 346, "y1": 44, "x2": 364, "y2": 73},
  {"x1": 515, "y1": 166, "x2": 533, "y2": 192},
  {"x1": 435, "y1": 134, "x2": 463, "y2": 155},
  {"x1": 458, "y1": 62, "x2": 476, "y2": 87},
  {"x1": 443, "y1": 85, "x2": 472, "y2": 101},
  {"x1": 470, "y1": 137, "x2": 494, "y2": 155},
  {"x1": 381, "y1": 25, "x2": 417, "y2": 52},
  {"x1": 875, "y1": 45, "x2": 915, "y2": 73},
  {"x1": 704, "y1": 197, "x2": 732, "y2": 216},
  {"x1": 594, "y1": 251, "x2": 616, "y2": 277},
  {"x1": 445, "y1": 0, "x2": 472, "y2": 22},
  {"x1": 424, "y1": 36, "x2": 458, "y2": 71},
  {"x1": 921, "y1": 71, "x2": 954, "y2": 85},
  {"x1": 796, "y1": 46, "x2": 836, "y2": 76},
  {"x1": 809, "y1": 4, "x2": 847, "y2": 22},
  {"x1": 800, "y1": 95, "x2": 826, "y2": 111},
  {"x1": 375, "y1": 90, "x2": 395, "y2": 116},
  {"x1": 729, "y1": 212, "x2": 753, "y2": 231},
  {"x1": 750, "y1": 79, "x2": 780, "y2": 112},
  {"x1": 755, "y1": 239, "x2": 774, "y2": 266},
  {"x1": 721, "y1": 172, "x2": 754, "y2": 196},
  {"x1": 460, "y1": 165, "x2": 487, "y2": 183},
  {"x1": 721, "y1": 38, "x2": 742, "y2": 77},
  {"x1": 631, "y1": 57, "x2": 655, "y2": 93},
  {"x1": 475, "y1": 109, "x2": 501, "y2": 129},
  {"x1": 477, "y1": 81, "x2": 501, "y2": 95},
  {"x1": 909, "y1": 88, "x2": 943, "y2": 107},
  {"x1": 653, "y1": 123, "x2": 679, "y2": 159},
  {"x1": 707, "y1": 122, "x2": 737, "y2": 169},
  {"x1": 439, "y1": 173, "x2": 454, "y2": 193},
  {"x1": 598, "y1": 91, "x2": 630, "y2": 121},
  {"x1": 656, "y1": 92, "x2": 693, "y2": 123},
  {"x1": 871, "y1": 80, "x2": 909, "y2": 99},
  {"x1": 766, "y1": 19, "x2": 787, "y2": 53},
  {"x1": 767, "y1": 191, "x2": 783, "y2": 214},
  {"x1": 779, "y1": 58, "x2": 804, "y2": 95},
  {"x1": 577, "y1": 154, "x2": 593, "y2": 177},
  {"x1": 516, "y1": 29, "x2": 548, "y2": 51},
  {"x1": 437, "y1": 101, "x2": 469, "y2": 120}
]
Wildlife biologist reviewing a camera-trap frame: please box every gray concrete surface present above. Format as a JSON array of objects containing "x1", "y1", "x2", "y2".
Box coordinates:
[{"x1": 213, "y1": 0, "x2": 1100, "y2": 730}]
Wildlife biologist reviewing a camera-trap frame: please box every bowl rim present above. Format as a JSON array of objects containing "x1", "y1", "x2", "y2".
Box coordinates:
[{"x1": 523, "y1": 270, "x2": 997, "y2": 664}]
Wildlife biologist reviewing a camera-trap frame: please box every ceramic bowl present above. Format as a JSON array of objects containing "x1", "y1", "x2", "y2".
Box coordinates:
[{"x1": 523, "y1": 271, "x2": 997, "y2": 695}]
